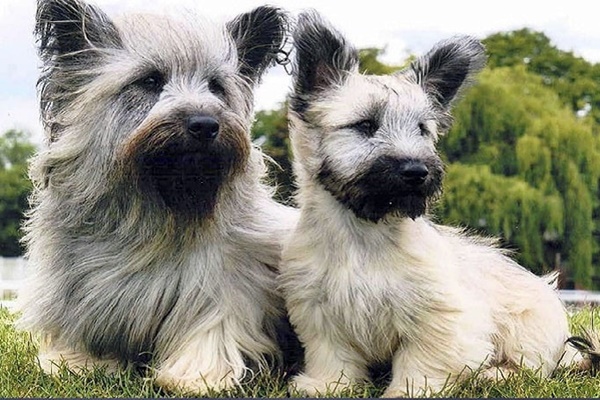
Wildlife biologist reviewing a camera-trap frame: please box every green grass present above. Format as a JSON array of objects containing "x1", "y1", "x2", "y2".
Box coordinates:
[{"x1": 2, "y1": 305, "x2": 600, "y2": 398}]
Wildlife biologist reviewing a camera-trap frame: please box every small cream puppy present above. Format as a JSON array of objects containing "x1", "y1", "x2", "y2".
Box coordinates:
[{"x1": 279, "y1": 10, "x2": 581, "y2": 397}]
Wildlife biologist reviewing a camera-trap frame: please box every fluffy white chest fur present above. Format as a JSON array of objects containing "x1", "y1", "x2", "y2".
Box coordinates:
[{"x1": 285, "y1": 212, "x2": 462, "y2": 360}]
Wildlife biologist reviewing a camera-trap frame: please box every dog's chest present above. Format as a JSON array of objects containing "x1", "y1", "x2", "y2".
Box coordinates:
[
  {"x1": 285, "y1": 217, "x2": 452, "y2": 362},
  {"x1": 312, "y1": 250, "x2": 431, "y2": 362}
]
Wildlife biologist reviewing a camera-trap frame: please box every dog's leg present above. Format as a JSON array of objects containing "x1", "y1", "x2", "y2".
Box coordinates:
[
  {"x1": 290, "y1": 336, "x2": 368, "y2": 396},
  {"x1": 480, "y1": 365, "x2": 517, "y2": 381},
  {"x1": 383, "y1": 317, "x2": 493, "y2": 397},
  {"x1": 154, "y1": 320, "x2": 263, "y2": 395},
  {"x1": 383, "y1": 341, "x2": 460, "y2": 398},
  {"x1": 38, "y1": 337, "x2": 122, "y2": 374},
  {"x1": 383, "y1": 345, "x2": 450, "y2": 397}
]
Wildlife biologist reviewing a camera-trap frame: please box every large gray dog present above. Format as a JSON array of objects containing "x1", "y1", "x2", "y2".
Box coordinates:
[{"x1": 17, "y1": 0, "x2": 299, "y2": 394}]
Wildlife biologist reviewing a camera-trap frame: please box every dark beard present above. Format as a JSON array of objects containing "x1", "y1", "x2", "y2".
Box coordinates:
[
  {"x1": 318, "y1": 155, "x2": 444, "y2": 222},
  {"x1": 141, "y1": 141, "x2": 242, "y2": 219}
]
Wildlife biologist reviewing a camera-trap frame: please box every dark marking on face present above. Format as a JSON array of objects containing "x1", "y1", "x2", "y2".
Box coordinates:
[
  {"x1": 142, "y1": 148, "x2": 234, "y2": 218},
  {"x1": 119, "y1": 111, "x2": 250, "y2": 219},
  {"x1": 318, "y1": 155, "x2": 444, "y2": 222}
]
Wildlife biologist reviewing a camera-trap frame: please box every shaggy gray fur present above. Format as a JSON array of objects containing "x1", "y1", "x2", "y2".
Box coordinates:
[{"x1": 17, "y1": 0, "x2": 299, "y2": 393}]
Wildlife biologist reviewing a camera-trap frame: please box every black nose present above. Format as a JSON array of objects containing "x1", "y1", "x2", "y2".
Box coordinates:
[
  {"x1": 187, "y1": 115, "x2": 219, "y2": 140},
  {"x1": 399, "y1": 161, "x2": 429, "y2": 186}
]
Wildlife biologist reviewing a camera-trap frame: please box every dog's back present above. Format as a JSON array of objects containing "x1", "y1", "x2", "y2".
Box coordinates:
[{"x1": 435, "y1": 224, "x2": 580, "y2": 374}]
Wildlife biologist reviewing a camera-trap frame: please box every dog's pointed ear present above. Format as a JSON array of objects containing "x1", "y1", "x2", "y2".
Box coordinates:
[
  {"x1": 405, "y1": 36, "x2": 486, "y2": 110},
  {"x1": 227, "y1": 6, "x2": 288, "y2": 83},
  {"x1": 36, "y1": 0, "x2": 122, "y2": 142},
  {"x1": 291, "y1": 10, "x2": 359, "y2": 104},
  {"x1": 36, "y1": 0, "x2": 122, "y2": 60}
]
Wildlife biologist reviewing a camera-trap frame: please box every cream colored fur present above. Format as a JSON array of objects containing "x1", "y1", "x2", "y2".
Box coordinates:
[
  {"x1": 280, "y1": 11, "x2": 581, "y2": 397},
  {"x1": 281, "y1": 188, "x2": 580, "y2": 397}
]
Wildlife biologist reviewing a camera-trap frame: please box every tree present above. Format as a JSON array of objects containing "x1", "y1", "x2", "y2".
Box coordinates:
[
  {"x1": 439, "y1": 66, "x2": 600, "y2": 288},
  {"x1": 484, "y1": 28, "x2": 600, "y2": 125},
  {"x1": 483, "y1": 30, "x2": 600, "y2": 285},
  {"x1": 251, "y1": 106, "x2": 296, "y2": 205},
  {"x1": 437, "y1": 163, "x2": 563, "y2": 274},
  {"x1": 0, "y1": 130, "x2": 36, "y2": 256}
]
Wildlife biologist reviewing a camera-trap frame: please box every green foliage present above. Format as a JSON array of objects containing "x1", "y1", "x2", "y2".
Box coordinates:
[
  {"x1": 484, "y1": 28, "x2": 600, "y2": 125},
  {"x1": 440, "y1": 65, "x2": 600, "y2": 288},
  {"x1": 358, "y1": 48, "x2": 404, "y2": 75},
  {"x1": 251, "y1": 106, "x2": 296, "y2": 205},
  {"x1": 0, "y1": 130, "x2": 36, "y2": 256},
  {"x1": 437, "y1": 163, "x2": 563, "y2": 273}
]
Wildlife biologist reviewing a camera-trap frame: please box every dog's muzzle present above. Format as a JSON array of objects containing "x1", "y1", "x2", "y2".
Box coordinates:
[
  {"x1": 137, "y1": 113, "x2": 242, "y2": 218},
  {"x1": 318, "y1": 156, "x2": 444, "y2": 222}
]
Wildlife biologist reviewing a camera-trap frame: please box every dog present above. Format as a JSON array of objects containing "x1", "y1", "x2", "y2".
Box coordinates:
[
  {"x1": 16, "y1": 0, "x2": 300, "y2": 394},
  {"x1": 279, "y1": 10, "x2": 582, "y2": 397}
]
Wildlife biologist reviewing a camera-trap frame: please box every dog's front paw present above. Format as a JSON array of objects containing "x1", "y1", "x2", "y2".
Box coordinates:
[
  {"x1": 383, "y1": 377, "x2": 441, "y2": 398},
  {"x1": 38, "y1": 341, "x2": 123, "y2": 375},
  {"x1": 154, "y1": 368, "x2": 238, "y2": 395},
  {"x1": 289, "y1": 373, "x2": 330, "y2": 396},
  {"x1": 480, "y1": 365, "x2": 516, "y2": 382},
  {"x1": 289, "y1": 373, "x2": 355, "y2": 397},
  {"x1": 382, "y1": 387, "x2": 414, "y2": 398}
]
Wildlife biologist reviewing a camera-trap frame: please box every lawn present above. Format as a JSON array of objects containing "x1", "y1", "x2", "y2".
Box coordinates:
[{"x1": 2, "y1": 305, "x2": 600, "y2": 398}]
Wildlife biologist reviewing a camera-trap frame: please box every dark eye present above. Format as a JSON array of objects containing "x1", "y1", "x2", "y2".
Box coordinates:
[
  {"x1": 418, "y1": 122, "x2": 429, "y2": 136},
  {"x1": 208, "y1": 77, "x2": 226, "y2": 97},
  {"x1": 350, "y1": 119, "x2": 378, "y2": 137},
  {"x1": 134, "y1": 71, "x2": 165, "y2": 92}
]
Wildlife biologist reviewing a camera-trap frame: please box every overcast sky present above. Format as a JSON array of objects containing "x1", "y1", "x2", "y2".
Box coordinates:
[{"x1": 2, "y1": 0, "x2": 600, "y2": 143}]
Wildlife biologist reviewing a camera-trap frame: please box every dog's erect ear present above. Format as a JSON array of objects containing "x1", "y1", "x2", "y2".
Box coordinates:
[
  {"x1": 36, "y1": 0, "x2": 122, "y2": 141},
  {"x1": 36, "y1": 0, "x2": 122, "y2": 60},
  {"x1": 405, "y1": 36, "x2": 486, "y2": 110},
  {"x1": 290, "y1": 10, "x2": 359, "y2": 109},
  {"x1": 227, "y1": 6, "x2": 288, "y2": 83}
]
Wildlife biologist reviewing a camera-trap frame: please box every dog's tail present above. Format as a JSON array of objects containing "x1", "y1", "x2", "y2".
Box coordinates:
[
  {"x1": 566, "y1": 328, "x2": 600, "y2": 373},
  {"x1": 543, "y1": 270, "x2": 560, "y2": 289}
]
